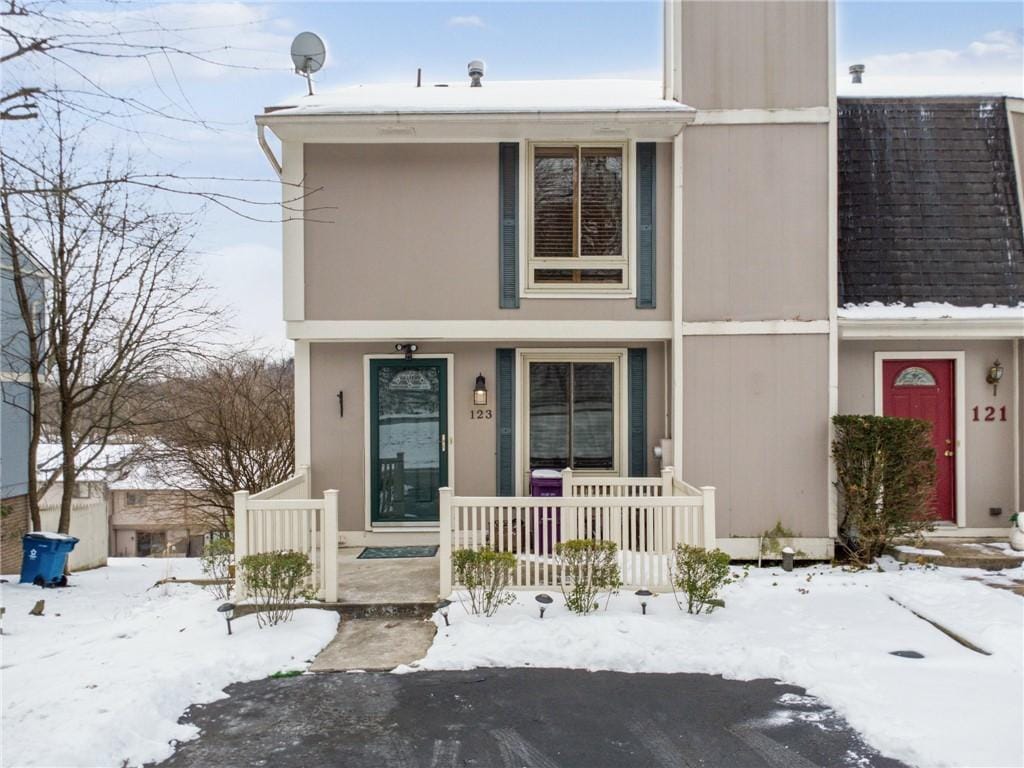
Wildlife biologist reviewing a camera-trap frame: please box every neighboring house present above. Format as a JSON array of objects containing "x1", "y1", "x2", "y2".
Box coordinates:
[
  {"x1": 1, "y1": 238, "x2": 47, "y2": 573},
  {"x1": 837, "y1": 96, "x2": 1024, "y2": 535},
  {"x1": 243, "y1": 0, "x2": 1023, "y2": 584},
  {"x1": 38, "y1": 443, "x2": 216, "y2": 560}
]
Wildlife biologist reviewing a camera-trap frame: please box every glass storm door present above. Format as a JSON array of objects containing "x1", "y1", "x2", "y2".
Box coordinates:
[{"x1": 370, "y1": 359, "x2": 448, "y2": 525}]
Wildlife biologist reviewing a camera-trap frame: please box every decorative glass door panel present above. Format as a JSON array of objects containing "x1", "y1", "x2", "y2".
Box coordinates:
[{"x1": 370, "y1": 359, "x2": 447, "y2": 524}]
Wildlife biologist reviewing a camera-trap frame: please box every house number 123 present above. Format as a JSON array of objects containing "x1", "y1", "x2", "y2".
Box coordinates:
[
  {"x1": 972, "y1": 406, "x2": 1007, "y2": 422},
  {"x1": 470, "y1": 409, "x2": 493, "y2": 420}
]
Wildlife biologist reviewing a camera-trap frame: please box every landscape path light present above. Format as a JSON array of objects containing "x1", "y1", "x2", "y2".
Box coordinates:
[
  {"x1": 535, "y1": 593, "x2": 553, "y2": 618},
  {"x1": 435, "y1": 598, "x2": 452, "y2": 626},
  {"x1": 634, "y1": 589, "x2": 653, "y2": 615},
  {"x1": 217, "y1": 602, "x2": 236, "y2": 635}
]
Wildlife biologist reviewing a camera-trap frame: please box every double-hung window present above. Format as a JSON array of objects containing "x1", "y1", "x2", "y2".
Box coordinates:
[{"x1": 528, "y1": 143, "x2": 628, "y2": 292}]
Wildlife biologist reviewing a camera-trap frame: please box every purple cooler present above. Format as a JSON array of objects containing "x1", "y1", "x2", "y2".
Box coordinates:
[{"x1": 529, "y1": 469, "x2": 562, "y2": 554}]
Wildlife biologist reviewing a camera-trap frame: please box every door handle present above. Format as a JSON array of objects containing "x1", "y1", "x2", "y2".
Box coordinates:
[{"x1": 440, "y1": 434, "x2": 447, "y2": 453}]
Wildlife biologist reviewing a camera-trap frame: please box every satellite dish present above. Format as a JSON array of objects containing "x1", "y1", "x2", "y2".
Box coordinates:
[{"x1": 290, "y1": 32, "x2": 326, "y2": 95}]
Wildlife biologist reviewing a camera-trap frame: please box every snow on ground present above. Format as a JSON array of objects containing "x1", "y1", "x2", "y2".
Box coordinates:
[
  {"x1": 1, "y1": 558, "x2": 338, "y2": 768},
  {"x1": 409, "y1": 560, "x2": 1024, "y2": 768}
]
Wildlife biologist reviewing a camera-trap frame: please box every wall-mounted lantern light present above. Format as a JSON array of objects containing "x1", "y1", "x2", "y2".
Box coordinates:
[
  {"x1": 473, "y1": 373, "x2": 488, "y2": 406},
  {"x1": 395, "y1": 343, "x2": 418, "y2": 360},
  {"x1": 986, "y1": 360, "x2": 1004, "y2": 396}
]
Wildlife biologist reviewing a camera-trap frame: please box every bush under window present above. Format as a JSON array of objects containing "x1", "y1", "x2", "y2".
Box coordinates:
[{"x1": 452, "y1": 548, "x2": 517, "y2": 617}]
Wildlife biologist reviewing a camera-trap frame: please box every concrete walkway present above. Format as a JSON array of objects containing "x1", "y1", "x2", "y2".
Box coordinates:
[
  {"x1": 336, "y1": 547, "x2": 439, "y2": 605},
  {"x1": 310, "y1": 618, "x2": 436, "y2": 672}
]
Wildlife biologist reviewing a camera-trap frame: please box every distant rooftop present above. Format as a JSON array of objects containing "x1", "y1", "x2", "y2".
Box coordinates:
[{"x1": 264, "y1": 79, "x2": 692, "y2": 117}]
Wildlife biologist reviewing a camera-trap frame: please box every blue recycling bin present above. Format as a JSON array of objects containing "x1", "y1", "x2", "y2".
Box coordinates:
[{"x1": 20, "y1": 532, "x2": 79, "y2": 587}]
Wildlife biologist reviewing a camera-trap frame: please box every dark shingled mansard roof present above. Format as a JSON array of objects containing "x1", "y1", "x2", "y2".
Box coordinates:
[{"x1": 838, "y1": 96, "x2": 1024, "y2": 307}]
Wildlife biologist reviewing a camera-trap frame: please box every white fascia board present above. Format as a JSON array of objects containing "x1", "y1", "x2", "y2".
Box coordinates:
[
  {"x1": 286, "y1": 320, "x2": 674, "y2": 342},
  {"x1": 839, "y1": 318, "x2": 1024, "y2": 340},
  {"x1": 681, "y1": 319, "x2": 830, "y2": 336},
  {"x1": 258, "y1": 110, "x2": 694, "y2": 143},
  {"x1": 691, "y1": 107, "x2": 831, "y2": 126}
]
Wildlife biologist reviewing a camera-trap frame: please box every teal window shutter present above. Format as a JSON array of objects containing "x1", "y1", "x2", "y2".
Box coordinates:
[
  {"x1": 496, "y1": 348, "x2": 516, "y2": 494},
  {"x1": 635, "y1": 142, "x2": 656, "y2": 309},
  {"x1": 628, "y1": 348, "x2": 647, "y2": 476},
  {"x1": 499, "y1": 143, "x2": 520, "y2": 309}
]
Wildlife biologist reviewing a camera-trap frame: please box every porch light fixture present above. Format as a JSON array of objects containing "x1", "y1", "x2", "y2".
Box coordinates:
[
  {"x1": 435, "y1": 598, "x2": 452, "y2": 626},
  {"x1": 986, "y1": 360, "x2": 1004, "y2": 396},
  {"x1": 535, "y1": 592, "x2": 553, "y2": 618},
  {"x1": 473, "y1": 373, "x2": 487, "y2": 406},
  {"x1": 395, "y1": 343, "x2": 418, "y2": 360},
  {"x1": 217, "y1": 602, "x2": 236, "y2": 635},
  {"x1": 634, "y1": 589, "x2": 653, "y2": 615}
]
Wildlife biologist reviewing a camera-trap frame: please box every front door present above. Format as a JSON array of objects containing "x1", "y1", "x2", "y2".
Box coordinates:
[
  {"x1": 882, "y1": 358, "x2": 956, "y2": 523},
  {"x1": 370, "y1": 358, "x2": 448, "y2": 525}
]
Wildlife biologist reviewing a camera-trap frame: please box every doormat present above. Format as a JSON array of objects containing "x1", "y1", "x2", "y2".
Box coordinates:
[{"x1": 357, "y1": 546, "x2": 439, "y2": 560}]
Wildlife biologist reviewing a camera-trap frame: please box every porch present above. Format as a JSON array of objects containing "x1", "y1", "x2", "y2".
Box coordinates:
[{"x1": 232, "y1": 466, "x2": 714, "y2": 603}]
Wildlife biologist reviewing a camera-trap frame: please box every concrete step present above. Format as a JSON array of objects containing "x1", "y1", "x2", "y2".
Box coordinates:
[
  {"x1": 887, "y1": 538, "x2": 1024, "y2": 570},
  {"x1": 309, "y1": 617, "x2": 437, "y2": 672}
]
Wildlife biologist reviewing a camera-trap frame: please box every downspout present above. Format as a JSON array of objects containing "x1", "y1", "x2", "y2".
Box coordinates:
[
  {"x1": 257, "y1": 123, "x2": 283, "y2": 178},
  {"x1": 671, "y1": 127, "x2": 684, "y2": 473}
]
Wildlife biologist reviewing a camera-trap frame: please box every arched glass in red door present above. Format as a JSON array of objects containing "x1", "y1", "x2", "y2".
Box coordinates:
[{"x1": 882, "y1": 359, "x2": 956, "y2": 523}]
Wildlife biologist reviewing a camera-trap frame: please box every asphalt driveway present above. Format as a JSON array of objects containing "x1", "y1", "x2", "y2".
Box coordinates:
[{"x1": 157, "y1": 669, "x2": 906, "y2": 768}]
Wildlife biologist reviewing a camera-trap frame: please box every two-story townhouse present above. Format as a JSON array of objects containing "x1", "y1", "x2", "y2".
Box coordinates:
[
  {"x1": 246, "y1": 2, "x2": 1023, "y2": 589},
  {"x1": 1, "y1": 237, "x2": 47, "y2": 573},
  {"x1": 251, "y1": 0, "x2": 837, "y2": 560}
]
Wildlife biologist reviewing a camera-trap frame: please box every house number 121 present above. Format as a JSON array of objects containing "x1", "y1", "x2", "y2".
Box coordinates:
[{"x1": 972, "y1": 406, "x2": 1007, "y2": 422}]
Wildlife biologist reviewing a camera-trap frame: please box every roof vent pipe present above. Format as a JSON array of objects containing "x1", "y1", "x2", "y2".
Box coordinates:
[
  {"x1": 849, "y1": 63, "x2": 865, "y2": 84},
  {"x1": 468, "y1": 59, "x2": 485, "y2": 87}
]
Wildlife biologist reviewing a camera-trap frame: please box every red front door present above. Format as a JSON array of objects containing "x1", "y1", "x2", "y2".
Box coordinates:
[{"x1": 882, "y1": 359, "x2": 956, "y2": 523}]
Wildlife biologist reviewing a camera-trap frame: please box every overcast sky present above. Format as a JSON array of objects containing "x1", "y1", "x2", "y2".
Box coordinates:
[{"x1": 23, "y1": 1, "x2": 1024, "y2": 351}]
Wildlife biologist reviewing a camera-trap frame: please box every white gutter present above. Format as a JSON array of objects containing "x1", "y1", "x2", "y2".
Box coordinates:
[{"x1": 257, "y1": 123, "x2": 282, "y2": 178}]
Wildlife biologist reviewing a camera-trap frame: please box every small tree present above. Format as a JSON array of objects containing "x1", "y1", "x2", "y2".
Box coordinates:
[
  {"x1": 832, "y1": 415, "x2": 936, "y2": 568},
  {"x1": 451, "y1": 548, "x2": 517, "y2": 617},
  {"x1": 672, "y1": 545, "x2": 731, "y2": 615},
  {"x1": 239, "y1": 551, "x2": 313, "y2": 627},
  {"x1": 556, "y1": 539, "x2": 621, "y2": 615}
]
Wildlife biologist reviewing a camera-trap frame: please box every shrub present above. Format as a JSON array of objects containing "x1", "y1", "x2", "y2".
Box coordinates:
[
  {"x1": 832, "y1": 415, "x2": 936, "y2": 568},
  {"x1": 200, "y1": 537, "x2": 234, "y2": 600},
  {"x1": 239, "y1": 550, "x2": 313, "y2": 627},
  {"x1": 671, "y1": 544, "x2": 732, "y2": 614},
  {"x1": 452, "y1": 548, "x2": 517, "y2": 616},
  {"x1": 555, "y1": 539, "x2": 621, "y2": 615}
]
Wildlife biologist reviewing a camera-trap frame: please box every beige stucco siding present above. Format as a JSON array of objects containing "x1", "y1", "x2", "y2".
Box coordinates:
[
  {"x1": 681, "y1": 124, "x2": 829, "y2": 322},
  {"x1": 680, "y1": 334, "x2": 830, "y2": 538},
  {"x1": 838, "y1": 339, "x2": 1019, "y2": 528},
  {"x1": 310, "y1": 341, "x2": 669, "y2": 532},
  {"x1": 677, "y1": 0, "x2": 829, "y2": 110},
  {"x1": 303, "y1": 143, "x2": 673, "y2": 322}
]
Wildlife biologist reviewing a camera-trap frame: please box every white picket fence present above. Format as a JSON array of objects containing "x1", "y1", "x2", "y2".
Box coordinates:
[
  {"x1": 439, "y1": 467, "x2": 715, "y2": 595},
  {"x1": 37, "y1": 498, "x2": 109, "y2": 571},
  {"x1": 232, "y1": 466, "x2": 339, "y2": 602}
]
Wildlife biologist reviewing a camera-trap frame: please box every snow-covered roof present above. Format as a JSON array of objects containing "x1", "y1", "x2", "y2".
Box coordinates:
[
  {"x1": 37, "y1": 442, "x2": 201, "y2": 491},
  {"x1": 838, "y1": 302, "x2": 1024, "y2": 322},
  {"x1": 265, "y1": 79, "x2": 693, "y2": 117}
]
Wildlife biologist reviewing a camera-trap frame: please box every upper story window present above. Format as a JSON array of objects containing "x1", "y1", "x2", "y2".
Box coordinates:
[
  {"x1": 528, "y1": 142, "x2": 629, "y2": 293},
  {"x1": 126, "y1": 491, "x2": 145, "y2": 507}
]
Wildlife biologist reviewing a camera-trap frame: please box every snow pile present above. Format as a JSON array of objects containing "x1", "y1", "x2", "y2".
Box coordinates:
[
  {"x1": 1, "y1": 558, "x2": 338, "y2": 767},
  {"x1": 839, "y1": 301, "x2": 1024, "y2": 321},
  {"x1": 410, "y1": 562, "x2": 1024, "y2": 768}
]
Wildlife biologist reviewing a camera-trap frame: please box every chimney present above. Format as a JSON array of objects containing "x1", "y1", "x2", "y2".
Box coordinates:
[
  {"x1": 468, "y1": 60, "x2": 485, "y2": 87},
  {"x1": 849, "y1": 64, "x2": 865, "y2": 84}
]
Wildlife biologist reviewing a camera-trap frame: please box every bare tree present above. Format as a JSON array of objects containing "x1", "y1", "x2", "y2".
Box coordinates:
[
  {"x1": 148, "y1": 352, "x2": 295, "y2": 533},
  {"x1": 0, "y1": 113, "x2": 221, "y2": 532}
]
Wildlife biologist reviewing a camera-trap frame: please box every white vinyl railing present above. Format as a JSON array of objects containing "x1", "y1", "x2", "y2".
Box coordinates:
[
  {"x1": 233, "y1": 466, "x2": 338, "y2": 602},
  {"x1": 439, "y1": 467, "x2": 715, "y2": 596}
]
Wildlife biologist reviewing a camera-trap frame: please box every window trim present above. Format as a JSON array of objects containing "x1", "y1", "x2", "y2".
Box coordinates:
[
  {"x1": 515, "y1": 348, "x2": 629, "y2": 493},
  {"x1": 521, "y1": 141, "x2": 636, "y2": 298}
]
